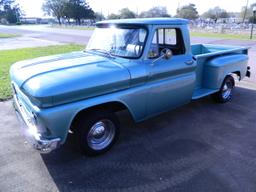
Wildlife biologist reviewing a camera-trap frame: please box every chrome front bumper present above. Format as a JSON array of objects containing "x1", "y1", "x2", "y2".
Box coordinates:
[{"x1": 13, "y1": 95, "x2": 61, "y2": 154}]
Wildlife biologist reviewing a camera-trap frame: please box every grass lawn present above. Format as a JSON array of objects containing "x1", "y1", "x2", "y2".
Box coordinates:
[
  {"x1": 0, "y1": 44, "x2": 84, "y2": 100},
  {"x1": 0, "y1": 33, "x2": 19, "y2": 38},
  {"x1": 50, "y1": 25, "x2": 95, "y2": 30},
  {"x1": 190, "y1": 31, "x2": 253, "y2": 40}
]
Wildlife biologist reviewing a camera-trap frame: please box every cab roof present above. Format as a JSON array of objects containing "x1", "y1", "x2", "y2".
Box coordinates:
[{"x1": 97, "y1": 18, "x2": 189, "y2": 26}]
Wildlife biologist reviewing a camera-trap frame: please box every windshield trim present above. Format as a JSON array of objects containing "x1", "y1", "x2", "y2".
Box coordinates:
[{"x1": 89, "y1": 24, "x2": 149, "y2": 59}]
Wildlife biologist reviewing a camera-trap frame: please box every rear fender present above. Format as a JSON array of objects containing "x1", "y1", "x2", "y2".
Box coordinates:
[{"x1": 203, "y1": 54, "x2": 248, "y2": 89}]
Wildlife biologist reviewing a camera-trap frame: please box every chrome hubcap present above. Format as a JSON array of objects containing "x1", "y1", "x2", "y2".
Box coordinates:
[
  {"x1": 92, "y1": 125, "x2": 105, "y2": 138},
  {"x1": 87, "y1": 119, "x2": 115, "y2": 150},
  {"x1": 222, "y1": 81, "x2": 233, "y2": 99}
]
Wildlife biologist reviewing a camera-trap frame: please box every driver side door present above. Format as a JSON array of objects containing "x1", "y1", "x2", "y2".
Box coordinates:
[{"x1": 146, "y1": 27, "x2": 196, "y2": 117}]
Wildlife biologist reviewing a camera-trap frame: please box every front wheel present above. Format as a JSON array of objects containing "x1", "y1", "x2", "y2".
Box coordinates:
[
  {"x1": 75, "y1": 110, "x2": 120, "y2": 156},
  {"x1": 212, "y1": 75, "x2": 235, "y2": 103}
]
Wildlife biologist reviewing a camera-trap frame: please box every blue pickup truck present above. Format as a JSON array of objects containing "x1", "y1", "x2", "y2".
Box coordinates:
[{"x1": 10, "y1": 18, "x2": 251, "y2": 155}]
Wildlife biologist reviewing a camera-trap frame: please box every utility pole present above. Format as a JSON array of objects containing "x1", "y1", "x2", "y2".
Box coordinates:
[
  {"x1": 250, "y1": 6, "x2": 256, "y2": 39},
  {"x1": 243, "y1": 0, "x2": 249, "y2": 23}
]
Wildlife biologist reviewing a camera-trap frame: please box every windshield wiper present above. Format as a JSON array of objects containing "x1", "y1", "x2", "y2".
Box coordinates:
[{"x1": 86, "y1": 48, "x2": 114, "y2": 58}]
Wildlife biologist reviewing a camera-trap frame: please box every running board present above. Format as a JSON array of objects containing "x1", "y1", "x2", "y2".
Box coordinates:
[{"x1": 192, "y1": 88, "x2": 218, "y2": 100}]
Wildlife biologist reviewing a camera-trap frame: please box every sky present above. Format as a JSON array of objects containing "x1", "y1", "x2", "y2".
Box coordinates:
[{"x1": 16, "y1": 0, "x2": 254, "y2": 18}]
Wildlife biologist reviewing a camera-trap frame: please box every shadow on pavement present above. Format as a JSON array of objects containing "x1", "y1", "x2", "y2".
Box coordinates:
[{"x1": 41, "y1": 86, "x2": 256, "y2": 192}]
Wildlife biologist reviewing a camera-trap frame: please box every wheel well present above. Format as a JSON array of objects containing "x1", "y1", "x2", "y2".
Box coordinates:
[
  {"x1": 231, "y1": 71, "x2": 241, "y2": 80},
  {"x1": 70, "y1": 102, "x2": 129, "y2": 131},
  {"x1": 225, "y1": 74, "x2": 235, "y2": 87}
]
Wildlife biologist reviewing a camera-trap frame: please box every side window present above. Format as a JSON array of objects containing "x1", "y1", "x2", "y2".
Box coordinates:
[
  {"x1": 158, "y1": 29, "x2": 164, "y2": 44},
  {"x1": 165, "y1": 29, "x2": 177, "y2": 45},
  {"x1": 148, "y1": 28, "x2": 185, "y2": 59},
  {"x1": 148, "y1": 31, "x2": 159, "y2": 58}
]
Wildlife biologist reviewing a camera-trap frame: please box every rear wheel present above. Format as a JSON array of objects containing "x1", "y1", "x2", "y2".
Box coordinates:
[
  {"x1": 213, "y1": 75, "x2": 235, "y2": 103},
  {"x1": 75, "y1": 110, "x2": 120, "y2": 156}
]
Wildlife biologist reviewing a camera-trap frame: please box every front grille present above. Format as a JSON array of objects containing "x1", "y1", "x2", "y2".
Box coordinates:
[
  {"x1": 12, "y1": 83, "x2": 33, "y2": 123},
  {"x1": 12, "y1": 83, "x2": 17, "y2": 95}
]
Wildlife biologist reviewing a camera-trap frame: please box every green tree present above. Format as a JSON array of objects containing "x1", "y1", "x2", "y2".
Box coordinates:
[
  {"x1": 240, "y1": 3, "x2": 256, "y2": 23},
  {"x1": 202, "y1": 7, "x2": 229, "y2": 22},
  {"x1": 94, "y1": 12, "x2": 105, "y2": 21},
  {"x1": 0, "y1": 0, "x2": 21, "y2": 24},
  {"x1": 61, "y1": 0, "x2": 94, "y2": 25},
  {"x1": 62, "y1": 1, "x2": 73, "y2": 24},
  {"x1": 42, "y1": 0, "x2": 67, "y2": 25},
  {"x1": 139, "y1": 6, "x2": 170, "y2": 18},
  {"x1": 0, "y1": 0, "x2": 15, "y2": 6},
  {"x1": 108, "y1": 13, "x2": 120, "y2": 20},
  {"x1": 43, "y1": 0, "x2": 94, "y2": 25},
  {"x1": 118, "y1": 8, "x2": 136, "y2": 19},
  {"x1": 4, "y1": 5, "x2": 20, "y2": 23},
  {"x1": 176, "y1": 4, "x2": 198, "y2": 20}
]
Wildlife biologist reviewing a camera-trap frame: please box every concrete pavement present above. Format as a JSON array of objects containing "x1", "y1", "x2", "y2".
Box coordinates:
[
  {"x1": 0, "y1": 25, "x2": 91, "y2": 46},
  {"x1": 0, "y1": 25, "x2": 90, "y2": 50},
  {"x1": 0, "y1": 36, "x2": 63, "y2": 50}
]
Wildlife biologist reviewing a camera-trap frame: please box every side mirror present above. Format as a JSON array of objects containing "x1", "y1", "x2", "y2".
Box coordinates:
[
  {"x1": 151, "y1": 49, "x2": 173, "y2": 65},
  {"x1": 164, "y1": 49, "x2": 173, "y2": 60}
]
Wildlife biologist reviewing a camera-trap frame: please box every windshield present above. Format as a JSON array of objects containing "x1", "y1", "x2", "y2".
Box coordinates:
[{"x1": 86, "y1": 26, "x2": 147, "y2": 58}]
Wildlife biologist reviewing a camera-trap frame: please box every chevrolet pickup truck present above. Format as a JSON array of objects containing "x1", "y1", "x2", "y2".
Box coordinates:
[{"x1": 10, "y1": 18, "x2": 251, "y2": 155}]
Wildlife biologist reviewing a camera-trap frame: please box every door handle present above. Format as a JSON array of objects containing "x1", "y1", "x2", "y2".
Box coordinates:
[{"x1": 185, "y1": 60, "x2": 194, "y2": 65}]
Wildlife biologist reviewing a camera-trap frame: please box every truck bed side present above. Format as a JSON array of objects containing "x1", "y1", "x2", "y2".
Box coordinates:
[{"x1": 191, "y1": 44, "x2": 249, "y2": 99}]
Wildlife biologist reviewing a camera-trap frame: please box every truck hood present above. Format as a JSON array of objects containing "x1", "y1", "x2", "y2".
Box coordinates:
[{"x1": 10, "y1": 51, "x2": 131, "y2": 107}]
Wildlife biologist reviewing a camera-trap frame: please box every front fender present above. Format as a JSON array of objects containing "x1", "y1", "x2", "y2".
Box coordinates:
[{"x1": 38, "y1": 85, "x2": 148, "y2": 144}]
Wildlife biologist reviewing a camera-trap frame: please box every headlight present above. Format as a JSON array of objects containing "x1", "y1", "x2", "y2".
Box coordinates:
[{"x1": 31, "y1": 113, "x2": 51, "y2": 136}]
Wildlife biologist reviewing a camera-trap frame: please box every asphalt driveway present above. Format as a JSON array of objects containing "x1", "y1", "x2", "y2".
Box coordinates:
[
  {"x1": 1, "y1": 82, "x2": 256, "y2": 192},
  {"x1": 1, "y1": 27, "x2": 256, "y2": 191}
]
